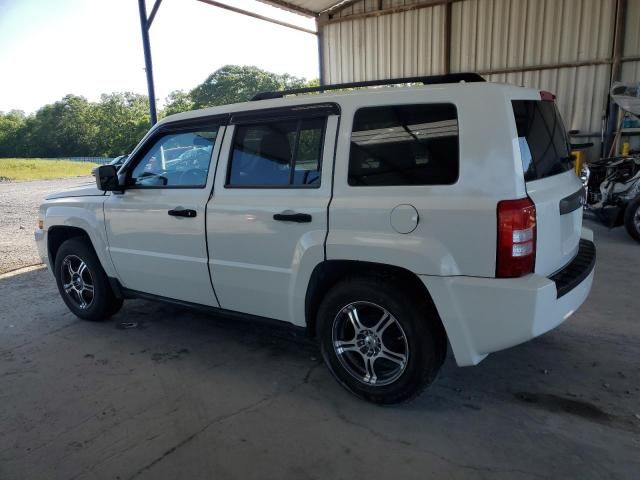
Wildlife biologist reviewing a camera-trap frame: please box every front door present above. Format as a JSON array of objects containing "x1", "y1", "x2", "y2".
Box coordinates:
[
  {"x1": 207, "y1": 107, "x2": 338, "y2": 325},
  {"x1": 104, "y1": 123, "x2": 225, "y2": 306}
]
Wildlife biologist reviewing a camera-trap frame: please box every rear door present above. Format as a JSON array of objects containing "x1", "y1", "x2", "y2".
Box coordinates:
[
  {"x1": 206, "y1": 105, "x2": 338, "y2": 324},
  {"x1": 512, "y1": 98, "x2": 584, "y2": 276}
]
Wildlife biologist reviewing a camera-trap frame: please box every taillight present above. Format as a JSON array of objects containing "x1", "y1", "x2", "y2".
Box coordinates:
[
  {"x1": 540, "y1": 90, "x2": 556, "y2": 101},
  {"x1": 496, "y1": 197, "x2": 536, "y2": 278}
]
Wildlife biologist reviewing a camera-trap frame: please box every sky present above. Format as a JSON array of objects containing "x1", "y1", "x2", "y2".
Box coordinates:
[{"x1": 0, "y1": 0, "x2": 319, "y2": 113}]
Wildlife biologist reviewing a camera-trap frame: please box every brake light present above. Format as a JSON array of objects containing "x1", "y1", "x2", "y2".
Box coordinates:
[
  {"x1": 496, "y1": 198, "x2": 536, "y2": 278},
  {"x1": 540, "y1": 90, "x2": 556, "y2": 101}
]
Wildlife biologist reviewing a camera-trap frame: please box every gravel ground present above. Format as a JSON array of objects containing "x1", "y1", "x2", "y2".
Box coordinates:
[{"x1": 0, "y1": 177, "x2": 94, "y2": 274}]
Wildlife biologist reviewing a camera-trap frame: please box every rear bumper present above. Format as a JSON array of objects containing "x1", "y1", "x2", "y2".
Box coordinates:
[{"x1": 422, "y1": 228, "x2": 595, "y2": 366}]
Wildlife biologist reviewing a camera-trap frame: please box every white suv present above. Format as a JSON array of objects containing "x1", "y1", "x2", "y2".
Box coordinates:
[{"x1": 35, "y1": 74, "x2": 596, "y2": 404}]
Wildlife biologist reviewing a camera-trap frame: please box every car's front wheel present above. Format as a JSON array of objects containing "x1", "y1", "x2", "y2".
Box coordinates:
[
  {"x1": 317, "y1": 276, "x2": 446, "y2": 404},
  {"x1": 54, "y1": 238, "x2": 123, "y2": 321}
]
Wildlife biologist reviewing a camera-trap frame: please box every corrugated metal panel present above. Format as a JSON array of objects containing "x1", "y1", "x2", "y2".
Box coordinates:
[
  {"x1": 486, "y1": 65, "x2": 610, "y2": 134},
  {"x1": 320, "y1": 0, "x2": 639, "y2": 146},
  {"x1": 452, "y1": 0, "x2": 615, "y2": 71},
  {"x1": 449, "y1": 0, "x2": 616, "y2": 136},
  {"x1": 334, "y1": 0, "x2": 428, "y2": 17},
  {"x1": 322, "y1": 1, "x2": 446, "y2": 84},
  {"x1": 621, "y1": 0, "x2": 640, "y2": 82},
  {"x1": 622, "y1": 61, "x2": 640, "y2": 82}
]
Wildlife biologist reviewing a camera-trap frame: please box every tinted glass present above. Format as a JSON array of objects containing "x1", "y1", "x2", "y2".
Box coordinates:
[
  {"x1": 349, "y1": 104, "x2": 459, "y2": 186},
  {"x1": 512, "y1": 100, "x2": 572, "y2": 181},
  {"x1": 228, "y1": 117, "x2": 324, "y2": 187},
  {"x1": 130, "y1": 131, "x2": 217, "y2": 187}
]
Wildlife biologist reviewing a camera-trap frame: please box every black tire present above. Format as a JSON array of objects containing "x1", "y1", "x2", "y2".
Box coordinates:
[
  {"x1": 317, "y1": 276, "x2": 446, "y2": 405},
  {"x1": 54, "y1": 238, "x2": 123, "y2": 321},
  {"x1": 623, "y1": 196, "x2": 640, "y2": 243}
]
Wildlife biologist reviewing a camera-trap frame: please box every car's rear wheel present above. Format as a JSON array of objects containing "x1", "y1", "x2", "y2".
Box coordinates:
[
  {"x1": 317, "y1": 276, "x2": 445, "y2": 404},
  {"x1": 624, "y1": 196, "x2": 640, "y2": 243},
  {"x1": 54, "y1": 238, "x2": 123, "y2": 321}
]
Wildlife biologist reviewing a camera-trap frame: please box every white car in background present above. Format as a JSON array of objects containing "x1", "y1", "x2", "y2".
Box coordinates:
[{"x1": 35, "y1": 74, "x2": 595, "y2": 404}]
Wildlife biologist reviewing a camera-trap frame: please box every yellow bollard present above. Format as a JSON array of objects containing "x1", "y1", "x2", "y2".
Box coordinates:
[
  {"x1": 573, "y1": 150, "x2": 584, "y2": 176},
  {"x1": 622, "y1": 142, "x2": 630, "y2": 157}
]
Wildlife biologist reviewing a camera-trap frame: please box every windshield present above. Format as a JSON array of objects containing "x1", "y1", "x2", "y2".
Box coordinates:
[{"x1": 512, "y1": 100, "x2": 572, "y2": 181}]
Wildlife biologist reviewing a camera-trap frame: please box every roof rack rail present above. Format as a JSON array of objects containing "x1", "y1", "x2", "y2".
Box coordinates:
[{"x1": 251, "y1": 72, "x2": 485, "y2": 101}]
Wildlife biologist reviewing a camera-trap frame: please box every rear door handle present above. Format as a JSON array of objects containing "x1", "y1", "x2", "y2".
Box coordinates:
[
  {"x1": 168, "y1": 208, "x2": 197, "y2": 218},
  {"x1": 273, "y1": 212, "x2": 312, "y2": 223}
]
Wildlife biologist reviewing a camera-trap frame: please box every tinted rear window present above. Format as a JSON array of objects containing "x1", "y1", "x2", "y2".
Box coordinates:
[
  {"x1": 348, "y1": 104, "x2": 459, "y2": 186},
  {"x1": 512, "y1": 100, "x2": 572, "y2": 182}
]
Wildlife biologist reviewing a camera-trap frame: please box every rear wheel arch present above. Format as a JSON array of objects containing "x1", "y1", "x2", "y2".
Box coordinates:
[{"x1": 305, "y1": 260, "x2": 446, "y2": 344}]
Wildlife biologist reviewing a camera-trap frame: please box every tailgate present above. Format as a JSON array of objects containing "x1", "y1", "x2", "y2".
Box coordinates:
[
  {"x1": 527, "y1": 171, "x2": 584, "y2": 275},
  {"x1": 512, "y1": 99, "x2": 583, "y2": 276}
]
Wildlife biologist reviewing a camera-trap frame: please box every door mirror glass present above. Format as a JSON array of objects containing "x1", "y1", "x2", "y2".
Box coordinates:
[{"x1": 96, "y1": 165, "x2": 121, "y2": 191}]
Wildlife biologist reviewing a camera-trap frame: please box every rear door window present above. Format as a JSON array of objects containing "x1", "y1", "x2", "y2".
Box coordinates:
[
  {"x1": 227, "y1": 117, "x2": 324, "y2": 187},
  {"x1": 512, "y1": 100, "x2": 572, "y2": 182},
  {"x1": 348, "y1": 104, "x2": 459, "y2": 186}
]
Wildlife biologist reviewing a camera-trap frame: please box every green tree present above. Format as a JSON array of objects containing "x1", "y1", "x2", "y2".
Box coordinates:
[
  {"x1": 0, "y1": 110, "x2": 26, "y2": 157},
  {"x1": 162, "y1": 90, "x2": 194, "y2": 116},
  {"x1": 20, "y1": 95, "x2": 98, "y2": 157},
  {"x1": 94, "y1": 92, "x2": 150, "y2": 156},
  {"x1": 190, "y1": 65, "x2": 311, "y2": 109},
  {"x1": 0, "y1": 66, "x2": 320, "y2": 158}
]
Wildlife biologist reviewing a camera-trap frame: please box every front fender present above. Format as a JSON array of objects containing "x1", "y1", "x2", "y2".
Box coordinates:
[{"x1": 42, "y1": 197, "x2": 116, "y2": 277}]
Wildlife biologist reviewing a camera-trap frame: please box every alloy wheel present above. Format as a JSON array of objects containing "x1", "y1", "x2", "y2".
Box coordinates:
[
  {"x1": 331, "y1": 301, "x2": 409, "y2": 387},
  {"x1": 61, "y1": 255, "x2": 95, "y2": 309}
]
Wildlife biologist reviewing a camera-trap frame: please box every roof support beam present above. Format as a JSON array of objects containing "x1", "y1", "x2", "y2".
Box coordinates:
[
  {"x1": 146, "y1": 0, "x2": 163, "y2": 28},
  {"x1": 196, "y1": 0, "x2": 317, "y2": 35},
  {"x1": 316, "y1": 14, "x2": 328, "y2": 84},
  {"x1": 324, "y1": 0, "x2": 362, "y2": 15},
  {"x1": 475, "y1": 55, "x2": 640, "y2": 77},
  {"x1": 610, "y1": 0, "x2": 628, "y2": 83},
  {"x1": 258, "y1": 0, "x2": 317, "y2": 17},
  {"x1": 319, "y1": 0, "x2": 461, "y2": 26},
  {"x1": 443, "y1": 1, "x2": 452, "y2": 74},
  {"x1": 138, "y1": 0, "x2": 158, "y2": 126}
]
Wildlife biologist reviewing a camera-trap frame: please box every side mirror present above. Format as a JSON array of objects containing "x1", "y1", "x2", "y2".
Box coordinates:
[{"x1": 96, "y1": 165, "x2": 122, "y2": 191}]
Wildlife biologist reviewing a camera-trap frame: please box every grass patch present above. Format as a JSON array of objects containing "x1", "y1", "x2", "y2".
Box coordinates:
[{"x1": 0, "y1": 159, "x2": 97, "y2": 181}]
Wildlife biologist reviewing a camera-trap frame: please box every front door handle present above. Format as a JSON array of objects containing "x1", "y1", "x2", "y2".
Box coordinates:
[
  {"x1": 273, "y1": 212, "x2": 312, "y2": 223},
  {"x1": 168, "y1": 208, "x2": 197, "y2": 218}
]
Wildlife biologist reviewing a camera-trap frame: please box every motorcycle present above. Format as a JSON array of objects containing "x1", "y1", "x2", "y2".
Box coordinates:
[
  {"x1": 583, "y1": 154, "x2": 640, "y2": 242},
  {"x1": 579, "y1": 81, "x2": 640, "y2": 242}
]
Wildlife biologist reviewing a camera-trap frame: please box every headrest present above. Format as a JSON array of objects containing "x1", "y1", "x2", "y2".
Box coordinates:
[{"x1": 260, "y1": 131, "x2": 291, "y2": 165}]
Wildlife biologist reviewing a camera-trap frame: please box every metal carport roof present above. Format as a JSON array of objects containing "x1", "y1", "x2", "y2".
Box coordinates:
[
  {"x1": 257, "y1": 1, "x2": 359, "y2": 17},
  {"x1": 138, "y1": 0, "x2": 347, "y2": 125}
]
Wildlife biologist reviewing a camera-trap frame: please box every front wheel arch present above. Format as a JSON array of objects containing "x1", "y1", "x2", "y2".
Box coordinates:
[
  {"x1": 48, "y1": 226, "x2": 94, "y2": 268},
  {"x1": 53, "y1": 237, "x2": 123, "y2": 320}
]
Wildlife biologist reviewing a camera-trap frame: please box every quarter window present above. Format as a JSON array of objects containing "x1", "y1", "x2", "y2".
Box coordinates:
[
  {"x1": 130, "y1": 130, "x2": 218, "y2": 187},
  {"x1": 227, "y1": 117, "x2": 324, "y2": 187},
  {"x1": 349, "y1": 104, "x2": 459, "y2": 186}
]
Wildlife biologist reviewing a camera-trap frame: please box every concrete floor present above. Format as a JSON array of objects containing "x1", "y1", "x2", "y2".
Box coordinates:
[{"x1": 0, "y1": 219, "x2": 638, "y2": 480}]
